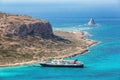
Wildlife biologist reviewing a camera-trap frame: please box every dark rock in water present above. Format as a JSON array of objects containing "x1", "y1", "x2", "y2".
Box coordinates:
[{"x1": 87, "y1": 18, "x2": 95, "y2": 26}]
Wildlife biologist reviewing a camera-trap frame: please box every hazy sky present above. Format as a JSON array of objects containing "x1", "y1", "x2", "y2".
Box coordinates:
[
  {"x1": 0, "y1": 0, "x2": 120, "y2": 18},
  {"x1": 1, "y1": 0, "x2": 120, "y2": 4}
]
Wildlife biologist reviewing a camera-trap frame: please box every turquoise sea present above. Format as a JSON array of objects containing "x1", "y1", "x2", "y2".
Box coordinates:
[
  {"x1": 0, "y1": 17, "x2": 120, "y2": 80},
  {"x1": 0, "y1": 2, "x2": 120, "y2": 80}
]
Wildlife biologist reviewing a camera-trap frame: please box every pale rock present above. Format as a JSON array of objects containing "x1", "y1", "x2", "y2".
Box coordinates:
[{"x1": 87, "y1": 18, "x2": 95, "y2": 26}]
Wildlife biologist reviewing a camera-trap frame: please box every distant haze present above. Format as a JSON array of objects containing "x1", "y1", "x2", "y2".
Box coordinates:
[{"x1": 0, "y1": 0, "x2": 120, "y2": 18}]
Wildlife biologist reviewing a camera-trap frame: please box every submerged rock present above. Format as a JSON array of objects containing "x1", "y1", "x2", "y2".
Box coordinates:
[{"x1": 87, "y1": 18, "x2": 95, "y2": 26}]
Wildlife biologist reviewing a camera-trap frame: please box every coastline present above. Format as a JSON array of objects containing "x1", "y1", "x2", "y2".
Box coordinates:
[
  {"x1": 0, "y1": 50, "x2": 88, "y2": 67},
  {"x1": 0, "y1": 30, "x2": 97, "y2": 67}
]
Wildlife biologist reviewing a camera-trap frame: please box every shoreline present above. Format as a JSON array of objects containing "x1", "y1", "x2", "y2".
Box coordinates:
[
  {"x1": 0, "y1": 31, "x2": 98, "y2": 67},
  {"x1": 0, "y1": 50, "x2": 89, "y2": 67}
]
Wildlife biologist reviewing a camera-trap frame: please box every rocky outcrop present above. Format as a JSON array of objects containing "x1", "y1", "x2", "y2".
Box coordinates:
[
  {"x1": 87, "y1": 18, "x2": 95, "y2": 26},
  {"x1": 14, "y1": 22, "x2": 53, "y2": 38},
  {"x1": 0, "y1": 13, "x2": 53, "y2": 38}
]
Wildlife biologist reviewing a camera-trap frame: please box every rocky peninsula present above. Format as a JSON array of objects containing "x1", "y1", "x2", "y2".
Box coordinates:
[{"x1": 0, "y1": 12, "x2": 97, "y2": 67}]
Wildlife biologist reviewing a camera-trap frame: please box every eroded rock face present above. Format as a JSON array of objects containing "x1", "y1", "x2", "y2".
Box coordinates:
[
  {"x1": 14, "y1": 22, "x2": 53, "y2": 38},
  {"x1": 0, "y1": 13, "x2": 53, "y2": 38}
]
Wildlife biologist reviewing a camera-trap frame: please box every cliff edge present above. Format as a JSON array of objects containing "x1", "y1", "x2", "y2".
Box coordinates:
[{"x1": 0, "y1": 12, "x2": 53, "y2": 38}]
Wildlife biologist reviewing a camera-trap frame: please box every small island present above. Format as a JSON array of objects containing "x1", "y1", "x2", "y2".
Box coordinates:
[
  {"x1": 0, "y1": 12, "x2": 97, "y2": 67},
  {"x1": 87, "y1": 18, "x2": 95, "y2": 26}
]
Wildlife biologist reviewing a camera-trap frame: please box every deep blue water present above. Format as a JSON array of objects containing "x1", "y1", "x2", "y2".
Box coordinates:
[{"x1": 0, "y1": 17, "x2": 120, "y2": 80}]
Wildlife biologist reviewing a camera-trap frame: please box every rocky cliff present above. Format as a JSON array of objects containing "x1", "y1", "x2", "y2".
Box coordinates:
[{"x1": 0, "y1": 12, "x2": 53, "y2": 38}]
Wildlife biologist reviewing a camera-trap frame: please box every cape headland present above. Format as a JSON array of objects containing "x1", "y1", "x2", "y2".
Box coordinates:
[{"x1": 0, "y1": 12, "x2": 97, "y2": 67}]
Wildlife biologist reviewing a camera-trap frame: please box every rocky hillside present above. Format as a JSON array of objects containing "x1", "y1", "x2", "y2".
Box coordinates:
[
  {"x1": 0, "y1": 12, "x2": 71, "y2": 65},
  {"x1": 0, "y1": 12, "x2": 96, "y2": 66},
  {"x1": 0, "y1": 12, "x2": 53, "y2": 38}
]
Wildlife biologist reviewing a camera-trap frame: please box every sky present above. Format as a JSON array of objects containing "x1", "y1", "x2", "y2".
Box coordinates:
[
  {"x1": 0, "y1": 0, "x2": 120, "y2": 18},
  {"x1": 1, "y1": 0, "x2": 120, "y2": 5}
]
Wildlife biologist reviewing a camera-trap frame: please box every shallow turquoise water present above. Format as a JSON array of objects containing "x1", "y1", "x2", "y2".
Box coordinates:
[{"x1": 0, "y1": 18, "x2": 120, "y2": 80}]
